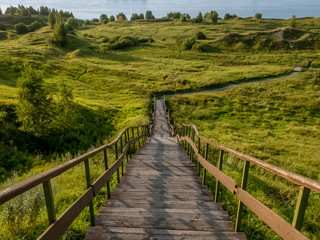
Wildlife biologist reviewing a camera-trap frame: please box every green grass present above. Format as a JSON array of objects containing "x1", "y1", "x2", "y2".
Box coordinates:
[
  {"x1": 0, "y1": 15, "x2": 320, "y2": 239},
  {"x1": 167, "y1": 69, "x2": 320, "y2": 239}
]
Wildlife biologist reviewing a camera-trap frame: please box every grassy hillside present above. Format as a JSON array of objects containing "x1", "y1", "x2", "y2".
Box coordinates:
[
  {"x1": 0, "y1": 14, "x2": 320, "y2": 239},
  {"x1": 167, "y1": 70, "x2": 320, "y2": 239}
]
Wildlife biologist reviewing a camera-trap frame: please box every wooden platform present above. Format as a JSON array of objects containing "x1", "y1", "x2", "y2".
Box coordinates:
[{"x1": 85, "y1": 100, "x2": 247, "y2": 240}]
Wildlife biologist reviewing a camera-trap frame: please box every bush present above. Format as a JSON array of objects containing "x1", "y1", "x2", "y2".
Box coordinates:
[
  {"x1": 100, "y1": 36, "x2": 140, "y2": 51},
  {"x1": 205, "y1": 11, "x2": 219, "y2": 24},
  {"x1": 194, "y1": 12, "x2": 203, "y2": 23},
  {"x1": 28, "y1": 21, "x2": 42, "y2": 32},
  {"x1": 288, "y1": 15, "x2": 297, "y2": 28},
  {"x1": 0, "y1": 24, "x2": 6, "y2": 31},
  {"x1": 53, "y1": 22, "x2": 67, "y2": 46},
  {"x1": 66, "y1": 17, "x2": 79, "y2": 28},
  {"x1": 15, "y1": 23, "x2": 29, "y2": 34},
  {"x1": 195, "y1": 31, "x2": 206, "y2": 40},
  {"x1": 182, "y1": 38, "x2": 196, "y2": 50},
  {"x1": 255, "y1": 13, "x2": 262, "y2": 19}
]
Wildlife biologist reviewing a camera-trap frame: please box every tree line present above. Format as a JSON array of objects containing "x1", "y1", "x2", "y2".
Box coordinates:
[{"x1": 2, "y1": 5, "x2": 73, "y2": 18}]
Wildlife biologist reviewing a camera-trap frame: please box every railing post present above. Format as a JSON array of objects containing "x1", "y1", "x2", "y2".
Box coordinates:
[
  {"x1": 190, "y1": 128, "x2": 195, "y2": 162},
  {"x1": 125, "y1": 130, "x2": 129, "y2": 162},
  {"x1": 197, "y1": 137, "x2": 201, "y2": 176},
  {"x1": 120, "y1": 134, "x2": 124, "y2": 176},
  {"x1": 292, "y1": 186, "x2": 310, "y2": 231},
  {"x1": 103, "y1": 148, "x2": 111, "y2": 199},
  {"x1": 115, "y1": 142, "x2": 120, "y2": 183},
  {"x1": 187, "y1": 127, "x2": 190, "y2": 156},
  {"x1": 215, "y1": 149, "x2": 224, "y2": 202},
  {"x1": 84, "y1": 159, "x2": 95, "y2": 226},
  {"x1": 137, "y1": 127, "x2": 141, "y2": 148},
  {"x1": 202, "y1": 143, "x2": 209, "y2": 185},
  {"x1": 235, "y1": 161, "x2": 250, "y2": 231},
  {"x1": 43, "y1": 180, "x2": 56, "y2": 225},
  {"x1": 132, "y1": 128, "x2": 135, "y2": 152}
]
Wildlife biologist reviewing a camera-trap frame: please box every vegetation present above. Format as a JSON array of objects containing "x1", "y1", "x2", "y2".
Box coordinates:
[
  {"x1": 194, "y1": 12, "x2": 203, "y2": 23},
  {"x1": 255, "y1": 13, "x2": 262, "y2": 19},
  {"x1": 167, "y1": 70, "x2": 320, "y2": 239},
  {"x1": 0, "y1": 6, "x2": 320, "y2": 239}
]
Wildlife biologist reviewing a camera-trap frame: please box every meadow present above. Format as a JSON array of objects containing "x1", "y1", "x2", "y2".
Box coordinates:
[{"x1": 0, "y1": 11, "x2": 320, "y2": 239}]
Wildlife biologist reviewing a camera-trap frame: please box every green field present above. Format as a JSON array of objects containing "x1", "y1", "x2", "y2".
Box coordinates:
[{"x1": 0, "y1": 12, "x2": 320, "y2": 239}]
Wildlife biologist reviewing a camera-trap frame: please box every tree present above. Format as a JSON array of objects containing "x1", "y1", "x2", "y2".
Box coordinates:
[
  {"x1": 255, "y1": 13, "x2": 262, "y2": 19},
  {"x1": 39, "y1": 6, "x2": 49, "y2": 15},
  {"x1": 116, "y1": 12, "x2": 127, "y2": 21},
  {"x1": 145, "y1": 10, "x2": 155, "y2": 20},
  {"x1": 16, "y1": 63, "x2": 53, "y2": 137},
  {"x1": 194, "y1": 12, "x2": 203, "y2": 23},
  {"x1": 139, "y1": 13, "x2": 144, "y2": 20},
  {"x1": 289, "y1": 14, "x2": 297, "y2": 28},
  {"x1": 100, "y1": 14, "x2": 109, "y2": 23},
  {"x1": 48, "y1": 10, "x2": 56, "y2": 29},
  {"x1": 206, "y1": 11, "x2": 218, "y2": 24},
  {"x1": 131, "y1": 13, "x2": 139, "y2": 21},
  {"x1": 224, "y1": 13, "x2": 231, "y2": 20},
  {"x1": 180, "y1": 14, "x2": 187, "y2": 22},
  {"x1": 109, "y1": 15, "x2": 115, "y2": 22},
  {"x1": 0, "y1": 8, "x2": 3, "y2": 15},
  {"x1": 5, "y1": 6, "x2": 18, "y2": 15},
  {"x1": 52, "y1": 14, "x2": 67, "y2": 46}
]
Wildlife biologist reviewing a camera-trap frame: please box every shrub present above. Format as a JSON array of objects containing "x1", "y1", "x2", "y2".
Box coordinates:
[
  {"x1": 205, "y1": 11, "x2": 219, "y2": 24},
  {"x1": 195, "y1": 31, "x2": 206, "y2": 40},
  {"x1": 112, "y1": 39, "x2": 135, "y2": 49},
  {"x1": 288, "y1": 15, "x2": 297, "y2": 28},
  {"x1": 15, "y1": 23, "x2": 29, "y2": 34},
  {"x1": 101, "y1": 36, "x2": 110, "y2": 43},
  {"x1": 28, "y1": 21, "x2": 42, "y2": 32},
  {"x1": 194, "y1": 12, "x2": 203, "y2": 23},
  {"x1": 182, "y1": 38, "x2": 196, "y2": 50},
  {"x1": 180, "y1": 14, "x2": 187, "y2": 22},
  {"x1": 145, "y1": 10, "x2": 155, "y2": 20},
  {"x1": 91, "y1": 18, "x2": 99, "y2": 23},
  {"x1": 0, "y1": 24, "x2": 6, "y2": 31},
  {"x1": 66, "y1": 17, "x2": 79, "y2": 28},
  {"x1": 255, "y1": 13, "x2": 262, "y2": 19}
]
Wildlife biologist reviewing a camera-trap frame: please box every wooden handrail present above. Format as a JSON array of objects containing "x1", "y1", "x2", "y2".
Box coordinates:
[
  {"x1": 0, "y1": 124, "x2": 150, "y2": 240},
  {"x1": 163, "y1": 97, "x2": 318, "y2": 240},
  {"x1": 176, "y1": 124, "x2": 320, "y2": 194}
]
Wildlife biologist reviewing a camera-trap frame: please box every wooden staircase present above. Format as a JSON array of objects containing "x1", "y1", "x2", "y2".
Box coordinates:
[{"x1": 85, "y1": 100, "x2": 246, "y2": 240}]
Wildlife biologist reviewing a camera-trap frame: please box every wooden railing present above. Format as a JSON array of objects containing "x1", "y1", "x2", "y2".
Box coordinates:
[
  {"x1": 0, "y1": 124, "x2": 150, "y2": 240},
  {"x1": 163, "y1": 99, "x2": 320, "y2": 240}
]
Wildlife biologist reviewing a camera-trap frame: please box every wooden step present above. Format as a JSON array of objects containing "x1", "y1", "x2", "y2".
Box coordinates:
[{"x1": 86, "y1": 227, "x2": 247, "y2": 240}]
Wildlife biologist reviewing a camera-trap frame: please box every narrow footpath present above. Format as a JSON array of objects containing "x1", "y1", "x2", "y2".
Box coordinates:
[{"x1": 85, "y1": 100, "x2": 247, "y2": 240}]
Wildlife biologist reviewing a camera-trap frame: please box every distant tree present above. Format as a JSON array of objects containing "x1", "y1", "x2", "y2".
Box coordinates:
[
  {"x1": 52, "y1": 14, "x2": 67, "y2": 46},
  {"x1": 27, "y1": 6, "x2": 38, "y2": 15},
  {"x1": 116, "y1": 12, "x2": 127, "y2": 21},
  {"x1": 48, "y1": 10, "x2": 56, "y2": 29},
  {"x1": 145, "y1": 10, "x2": 155, "y2": 20},
  {"x1": 180, "y1": 14, "x2": 187, "y2": 22},
  {"x1": 15, "y1": 23, "x2": 29, "y2": 34},
  {"x1": 139, "y1": 13, "x2": 144, "y2": 20},
  {"x1": 5, "y1": 6, "x2": 18, "y2": 15},
  {"x1": 206, "y1": 11, "x2": 218, "y2": 24},
  {"x1": 100, "y1": 14, "x2": 109, "y2": 23},
  {"x1": 131, "y1": 13, "x2": 139, "y2": 21},
  {"x1": 194, "y1": 12, "x2": 203, "y2": 23},
  {"x1": 18, "y1": 4, "x2": 30, "y2": 16},
  {"x1": 39, "y1": 5, "x2": 49, "y2": 15},
  {"x1": 109, "y1": 15, "x2": 115, "y2": 22},
  {"x1": 91, "y1": 18, "x2": 99, "y2": 23},
  {"x1": 167, "y1": 12, "x2": 181, "y2": 19},
  {"x1": 0, "y1": 7, "x2": 3, "y2": 15},
  {"x1": 118, "y1": 15, "x2": 124, "y2": 23},
  {"x1": 66, "y1": 17, "x2": 79, "y2": 28},
  {"x1": 289, "y1": 14, "x2": 297, "y2": 28},
  {"x1": 255, "y1": 13, "x2": 262, "y2": 19},
  {"x1": 16, "y1": 63, "x2": 53, "y2": 137},
  {"x1": 224, "y1": 13, "x2": 231, "y2": 20}
]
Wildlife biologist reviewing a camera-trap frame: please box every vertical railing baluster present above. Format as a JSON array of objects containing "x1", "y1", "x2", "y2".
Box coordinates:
[
  {"x1": 125, "y1": 130, "x2": 129, "y2": 162},
  {"x1": 43, "y1": 180, "x2": 56, "y2": 225},
  {"x1": 235, "y1": 161, "x2": 250, "y2": 231},
  {"x1": 115, "y1": 141, "x2": 120, "y2": 183},
  {"x1": 84, "y1": 159, "x2": 95, "y2": 226},
  {"x1": 137, "y1": 127, "x2": 141, "y2": 148},
  {"x1": 202, "y1": 143, "x2": 209, "y2": 185},
  {"x1": 197, "y1": 136, "x2": 201, "y2": 176},
  {"x1": 132, "y1": 128, "x2": 135, "y2": 152},
  {"x1": 292, "y1": 186, "x2": 311, "y2": 231},
  {"x1": 103, "y1": 148, "x2": 111, "y2": 199},
  {"x1": 215, "y1": 149, "x2": 224, "y2": 202},
  {"x1": 120, "y1": 133, "x2": 124, "y2": 176},
  {"x1": 187, "y1": 127, "x2": 190, "y2": 156}
]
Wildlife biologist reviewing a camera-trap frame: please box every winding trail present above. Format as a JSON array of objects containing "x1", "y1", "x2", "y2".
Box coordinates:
[{"x1": 166, "y1": 71, "x2": 297, "y2": 97}]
